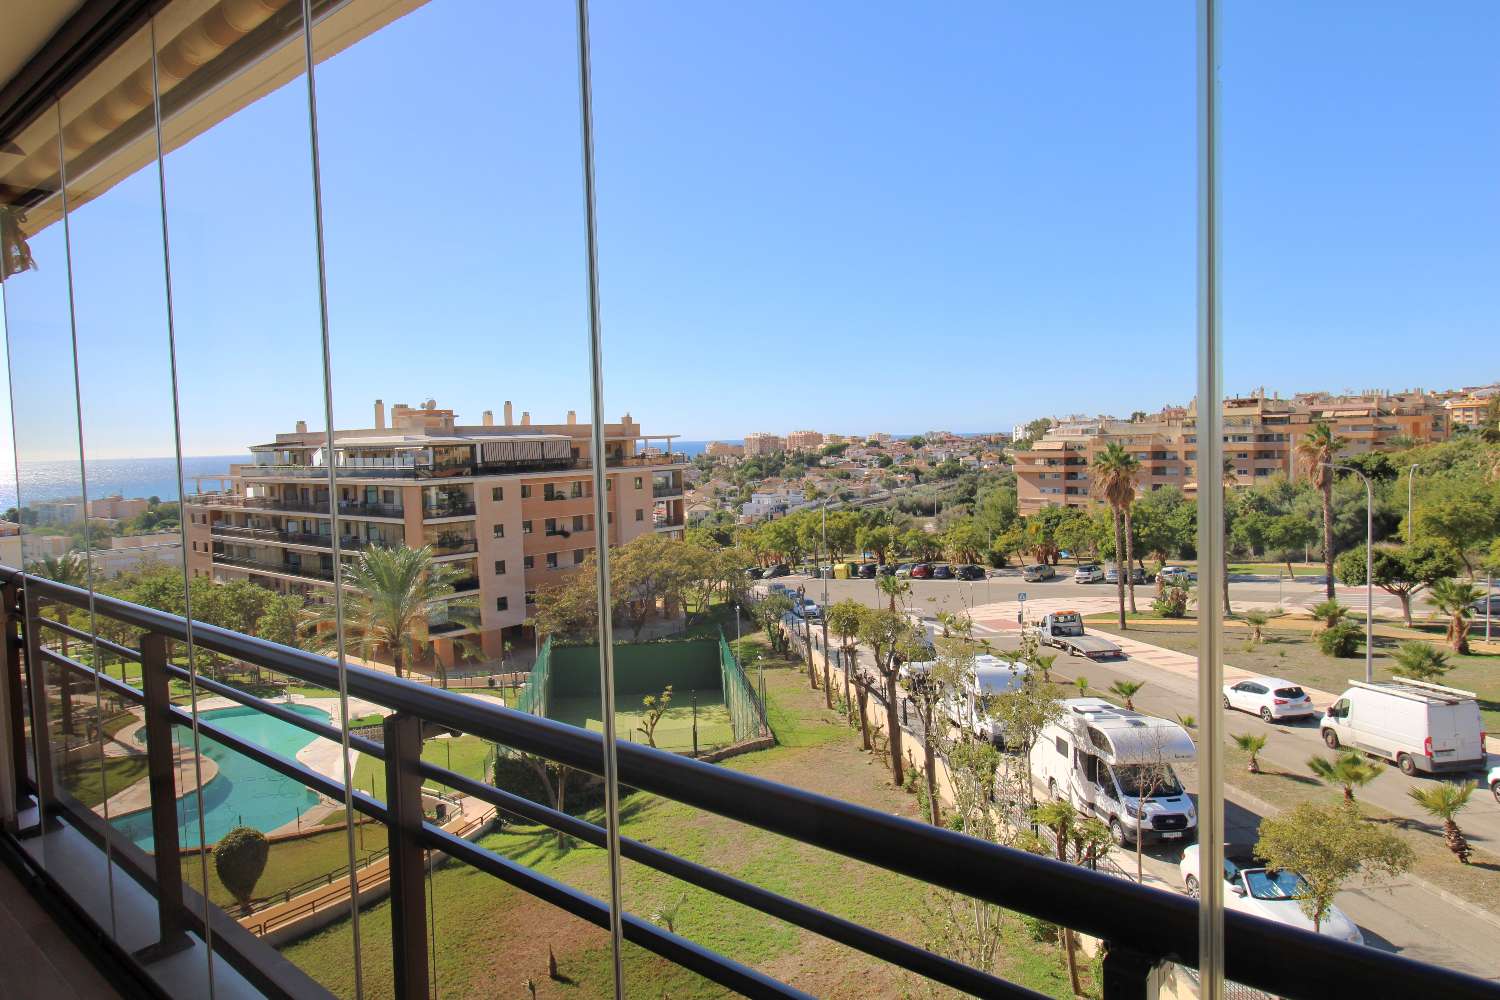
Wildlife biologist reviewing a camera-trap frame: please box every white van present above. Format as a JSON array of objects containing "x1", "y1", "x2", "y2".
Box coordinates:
[
  {"x1": 1321, "y1": 680, "x2": 1486, "y2": 776},
  {"x1": 943, "y1": 655, "x2": 1027, "y2": 745},
  {"x1": 1031, "y1": 699, "x2": 1198, "y2": 847}
]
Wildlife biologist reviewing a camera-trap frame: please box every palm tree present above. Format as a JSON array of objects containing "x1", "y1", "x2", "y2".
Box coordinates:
[
  {"x1": 876, "y1": 574, "x2": 909, "y2": 613},
  {"x1": 1092, "y1": 442, "x2": 1141, "y2": 626},
  {"x1": 1428, "y1": 579, "x2": 1481, "y2": 654},
  {"x1": 1232, "y1": 733, "x2": 1267, "y2": 773},
  {"x1": 1391, "y1": 641, "x2": 1450, "y2": 681},
  {"x1": 1108, "y1": 679, "x2": 1144, "y2": 711},
  {"x1": 1074, "y1": 676, "x2": 1091, "y2": 697},
  {"x1": 28, "y1": 551, "x2": 90, "y2": 735},
  {"x1": 1307, "y1": 750, "x2": 1382, "y2": 802},
  {"x1": 1242, "y1": 608, "x2": 1272, "y2": 644},
  {"x1": 304, "y1": 545, "x2": 476, "y2": 679},
  {"x1": 1295, "y1": 422, "x2": 1346, "y2": 601},
  {"x1": 1407, "y1": 782, "x2": 1476, "y2": 864},
  {"x1": 1309, "y1": 599, "x2": 1347, "y2": 631}
]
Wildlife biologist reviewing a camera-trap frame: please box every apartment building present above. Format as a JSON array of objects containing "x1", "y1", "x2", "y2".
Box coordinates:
[
  {"x1": 785, "y1": 429, "x2": 824, "y2": 451},
  {"x1": 705, "y1": 440, "x2": 745, "y2": 457},
  {"x1": 743, "y1": 432, "x2": 786, "y2": 456},
  {"x1": 1443, "y1": 385, "x2": 1498, "y2": 428},
  {"x1": 1016, "y1": 390, "x2": 1449, "y2": 513},
  {"x1": 183, "y1": 400, "x2": 687, "y2": 663}
]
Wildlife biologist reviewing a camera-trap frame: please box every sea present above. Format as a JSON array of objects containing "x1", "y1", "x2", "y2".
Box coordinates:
[{"x1": 1, "y1": 444, "x2": 722, "y2": 511}]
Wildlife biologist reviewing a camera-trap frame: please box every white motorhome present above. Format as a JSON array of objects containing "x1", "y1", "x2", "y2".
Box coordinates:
[
  {"x1": 943, "y1": 654, "x2": 1028, "y2": 746},
  {"x1": 1031, "y1": 699, "x2": 1197, "y2": 847},
  {"x1": 1321, "y1": 680, "x2": 1486, "y2": 776}
]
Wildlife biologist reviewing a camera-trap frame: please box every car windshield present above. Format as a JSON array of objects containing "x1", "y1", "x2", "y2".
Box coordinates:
[
  {"x1": 1242, "y1": 868, "x2": 1311, "y2": 901},
  {"x1": 1274, "y1": 687, "x2": 1305, "y2": 699},
  {"x1": 1112, "y1": 763, "x2": 1184, "y2": 798}
]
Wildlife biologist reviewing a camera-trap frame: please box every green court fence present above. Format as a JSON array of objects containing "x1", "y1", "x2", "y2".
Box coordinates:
[
  {"x1": 719, "y1": 628, "x2": 770, "y2": 741},
  {"x1": 515, "y1": 636, "x2": 552, "y2": 717}
]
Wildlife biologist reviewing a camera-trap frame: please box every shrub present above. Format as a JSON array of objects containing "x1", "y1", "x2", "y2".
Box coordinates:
[
  {"x1": 1392, "y1": 641, "x2": 1450, "y2": 681},
  {"x1": 214, "y1": 826, "x2": 270, "y2": 914},
  {"x1": 1316, "y1": 621, "x2": 1363, "y2": 658},
  {"x1": 1153, "y1": 583, "x2": 1189, "y2": 618}
]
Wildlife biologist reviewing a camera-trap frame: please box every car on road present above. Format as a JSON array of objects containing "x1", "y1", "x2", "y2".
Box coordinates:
[
  {"x1": 1469, "y1": 595, "x2": 1500, "y2": 618},
  {"x1": 911, "y1": 563, "x2": 934, "y2": 579},
  {"x1": 794, "y1": 599, "x2": 823, "y2": 622},
  {"x1": 931, "y1": 564, "x2": 955, "y2": 580},
  {"x1": 1222, "y1": 677, "x2": 1316, "y2": 722},
  {"x1": 895, "y1": 563, "x2": 915, "y2": 578},
  {"x1": 1491, "y1": 765, "x2": 1500, "y2": 804},
  {"x1": 1321, "y1": 679, "x2": 1486, "y2": 775},
  {"x1": 1158, "y1": 566, "x2": 1195, "y2": 585},
  {"x1": 857, "y1": 563, "x2": 879, "y2": 579},
  {"x1": 745, "y1": 567, "x2": 764, "y2": 580},
  {"x1": 1074, "y1": 563, "x2": 1104, "y2": 583},
  {"x1": 957, "y1": 564, "x2": 987, "y2": 581},
  {"x1": 764, "y1": 564, "x2": 791, "y2": 579},
  {"x1": 1022, "y1": 564, "x2": 1056, "y2": 582},
  {"x1": 878, "y1": 564, "x2": 897, "y2": 576},
  {"x1": 1179, "y1": 845, "x2": 1363, "y2": 945}
]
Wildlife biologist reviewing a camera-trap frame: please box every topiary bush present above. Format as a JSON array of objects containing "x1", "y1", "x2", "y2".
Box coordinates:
[
  {"x1": 1316, "y1": 620, "x2": 1363, "y2": 658},
  {"x1": 214, "y1": 826, "x2": 270, "y2": 914}
]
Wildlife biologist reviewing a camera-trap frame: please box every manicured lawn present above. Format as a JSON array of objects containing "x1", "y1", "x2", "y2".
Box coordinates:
[
  {"x1": 550, "y1": 693, "x2": 735, "y2": 752},
  {"x1": 282, "y1": 650, "x2": 1101, "y2": 998},
  {"x1": 193, "y1": 822, "x2": 389, "y2": 912},
  {"x1": 351, "y1": 733, "x2": 495, "y2": 802},
  {"x1": 1095, "y1": 622, "x2": 1500, "y2": 729},
  {"x1": 60, "y1": 754, "x2": 148, "y2": 809}
]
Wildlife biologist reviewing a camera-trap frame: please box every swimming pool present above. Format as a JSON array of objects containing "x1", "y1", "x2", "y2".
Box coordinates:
[{"x1": 112, "y1": 703, "x2": 332, "y2": 850}]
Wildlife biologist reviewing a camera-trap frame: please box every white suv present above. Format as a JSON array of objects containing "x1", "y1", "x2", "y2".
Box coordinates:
[
  {"x1": 1074, "y1": 564, "x2": 1104, "y2": 583},
  {"x1": 1223, "y1": 677, "x2": 1316, "y2": 722}
]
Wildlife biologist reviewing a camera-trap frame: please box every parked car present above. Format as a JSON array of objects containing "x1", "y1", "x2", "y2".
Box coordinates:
[
  {"x1": 1104, "y1": 563, "x2": 1148, "y2": 585},
  {"x1": 1469, "y1": 595, "x2": 1500, "y2": 618},
  {"x1": 931, "y1": 564, "x2": 955, "y2": 580},
  {"x1": 895, "y1": 563, "x2": 915, "y2": 578},
  {"x1": 1490, "y1": 764, "x2": 1500, "y2": 804},
  {"x1": 857, "y1": 562, "x2": 879, "y2": 579},
  {"x1": 878, "y1": 564, "x2": 898, "y2": 576},
  {"x1": 911, "y1": 563, "x2": 934, "y2": 579},
  {"x1": 1179, "y1": 845, "x2": 1363, "y2": 945},
  {"x1": 764, "y1": 564, "x2": 791, "y2": 578},
  {"x1": 1074, "y1": 563, "x2": 1104, "y2": 584},
  {"x1": 1022, "y1": 564, "x2": 1056, "y2": 582},
  {"x1": 745, "y1": 567, "x2": 764, "y2": 580},
  {"x1": 957, "y1": 564, "x2": 987, "y2": 581},
  {"x1": 1222, "y1": 676, "x2": 1315, "y2": 722},
  {"x1": 1158, "y1": 565, "x2": 1195, "y2": 585},
  {"x1": 795, "y1": 599, "x2": 823, "y2": 622},
  {"x1": 1321, "y1": 679, "x2": 1486, "y2": 775}
]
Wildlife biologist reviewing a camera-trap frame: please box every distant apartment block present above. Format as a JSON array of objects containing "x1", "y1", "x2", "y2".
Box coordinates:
[
  {"x1": 183, "y1": 399, "x2": 687, "y2": 662},
  {"x1": 785, "y1": 430, "x2": 824, "y2": 451},
  {"x1": 705, "y1": 440, "x2": 744, "y2": 457},
  {"x1": 89, "y1": 495, "x2": 151, "y2": 520},
  {"x1": 1016, "y1": 389, "x2": 1449, "y2": 513},
  {"x1": 1443, "y1": 385, "x2": 1497, "y2": 428},
  {"x1": 743, "y1": 432, "x2": 786, "y2": 456}
]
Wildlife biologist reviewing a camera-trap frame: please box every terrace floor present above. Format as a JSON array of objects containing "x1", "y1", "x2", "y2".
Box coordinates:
[{"x1": 0, "y1": 857, "x2": 121, "y2": 999}]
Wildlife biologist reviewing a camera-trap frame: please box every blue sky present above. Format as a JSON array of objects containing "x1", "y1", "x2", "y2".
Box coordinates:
[{"x1": 2, "y1": 0, "x2": 1496, "y2": 463}]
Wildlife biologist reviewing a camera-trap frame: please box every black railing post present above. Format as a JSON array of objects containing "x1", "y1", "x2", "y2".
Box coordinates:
[
  {"x1": 137, "y1": 631, "x2": 192, "y2": 958},
  {"x1": 1100, "y1": 942, "x2": 1164, "y2": 1000},
  {"x1": 2, "y1": 582, "x2": 28, "y2": 815},
  {"x1": 384, "y1": 711, "x2": 430, "y2": 998},
  {"x1": 20, "y1": 583, "x2": 60, "y2": 833}
]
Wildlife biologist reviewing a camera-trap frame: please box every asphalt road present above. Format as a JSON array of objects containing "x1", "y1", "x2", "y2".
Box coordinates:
[{"x1": 778, "y1": 570, "x2": 1500, "y2": 980}]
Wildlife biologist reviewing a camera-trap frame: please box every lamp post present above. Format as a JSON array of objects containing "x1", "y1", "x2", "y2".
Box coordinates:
[
  {"x1": 1326, "y1": 462, "x2": 1374, "y2": 683},
  {"x1": 821, "y1": 502, "x2": 831, "y2": 680},
  {"x1": 1406, "y1": 464, "x2": 1422, "y2": 544}
]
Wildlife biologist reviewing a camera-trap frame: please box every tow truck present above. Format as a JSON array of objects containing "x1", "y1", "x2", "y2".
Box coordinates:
[{"x1": 1028, "y1": 610, "x2": 1123, "y2": 660}]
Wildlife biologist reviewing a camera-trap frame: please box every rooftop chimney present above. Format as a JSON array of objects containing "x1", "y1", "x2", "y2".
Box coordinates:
[
  {"x1": 295, "y1": 420, "x2": 308, "y2": 434},
  {"x1": 374, "y1": 399, "x2": 385, "y2": 429},
  {"x1": 567, "y1": 410, "x2": 577, "y2": 425},
  {"x1": 504, "y1": 401, "x2": 513, "y2": 426},
  {"x1": 521, "y1": 411, "x2": 531, "y2": 426},
  {"x1": 482, "y1": 410, "x2": 494, "y2": 426}
]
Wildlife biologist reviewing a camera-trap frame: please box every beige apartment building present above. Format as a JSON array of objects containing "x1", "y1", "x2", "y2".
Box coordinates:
[
  {"x1": 183, "y1": 400, "x2": 687, "y2": 666},
  {"x1": 743, "y1": 432, "x2": 786, "y2": 456},
  {"x1": 705, "y1": 441, "x2": 744, "y2": 457},
  {"x1": 1443, "y1": 385, "x2": 1497, "y2": 428},
  {"x1": 1016, "y1": 390, "x2": 1449, "y2": 513},
  {"x1": 785, "y1": 430, "x2": 824, "y2": 451}
]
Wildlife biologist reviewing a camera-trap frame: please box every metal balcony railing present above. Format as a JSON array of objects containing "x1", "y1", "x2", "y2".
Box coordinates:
[
  {"x1": 422, "y1": 502, "x2": 476, "y2": 519},
  {"x1": 4, "y1": 568, "x2": 1496, "y2": 1000},
  {"x1": 652, "y1": 482, "x2": 682, "y2": 498},
  {"x1": 211, "y1": 553, "x2": 337, "y2": 582},
  {"x1": 209, "y1": 524, "x2": 386, "y2": 550}
]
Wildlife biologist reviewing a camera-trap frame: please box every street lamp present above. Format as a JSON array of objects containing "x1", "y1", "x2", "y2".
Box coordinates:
[
  {"x1": 1406, "y1": 464, "x2": 1423, "y2": 544},
  {"x1": 1325, "y1": 462, "x2": 1374, "y2": 683}
]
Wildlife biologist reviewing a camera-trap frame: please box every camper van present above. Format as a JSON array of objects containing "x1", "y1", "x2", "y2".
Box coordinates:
[
  {"x1": 1031, "y1": 699, "x2": 1198, "y2": 847},
  {"x1": 1321, "y1": 680, "x2": 1487, "y2": 775},
  {"x1": 943, "y1": 655, "x2": 1028, "y2": 745}
]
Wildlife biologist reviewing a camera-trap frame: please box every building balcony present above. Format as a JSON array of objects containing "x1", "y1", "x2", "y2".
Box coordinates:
[
  {"x1": 652, "y1": 482, "x2": 684, "y2": 498},
  {"x1": 210, "y1": 524, "x2": 388, "y2": 550},
  {"x1": 188, "y1": 493, "x2": 405, "y2": 520},
  {"x1": 211, "y1": 552, "x2": 337, "y2": 582},
  {"x1": 422, "y1": 502, "x2": 476, "y2": 519}
]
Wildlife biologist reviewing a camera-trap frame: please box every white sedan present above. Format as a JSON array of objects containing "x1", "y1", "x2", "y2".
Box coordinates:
[
  {"x1": 1490, "y1": 765, "x2": 1499, "y2": 804},
  {"x1": 1222, "y1": 676, "x2": 1316, "y2": 722},
  {"x1": 1180, "y1": 845, "x2": 1363, "y2": 945}
]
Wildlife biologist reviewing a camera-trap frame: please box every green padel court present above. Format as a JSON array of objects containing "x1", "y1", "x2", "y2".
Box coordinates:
[{"x1": 549, "y1": 693, "x2": 734, "y2": 751}]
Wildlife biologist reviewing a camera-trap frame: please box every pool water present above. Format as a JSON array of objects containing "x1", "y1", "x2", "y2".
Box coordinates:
[{"x1": 111, "y1": 703, "x2": 332, "y2": 850}]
